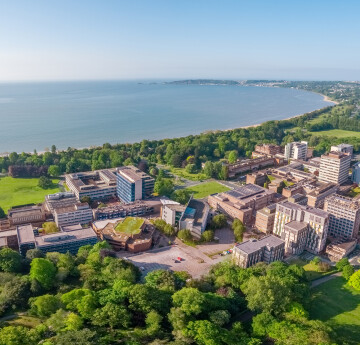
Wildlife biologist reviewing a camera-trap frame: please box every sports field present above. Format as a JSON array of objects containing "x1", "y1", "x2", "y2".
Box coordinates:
[
  {"x1": 0, "y1": 177, "x2": 60, "y2": 213},
  {"x1": 310, "y1": 276, "x2": 360, "y2": 345},
  {"x1": 115, "y1": 217, "x2": 144, "y2": 234}
]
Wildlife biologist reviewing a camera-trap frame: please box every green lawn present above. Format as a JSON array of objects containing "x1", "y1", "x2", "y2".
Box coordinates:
[
  {"x1": 185, "y1": 181, "x2": 230, "y2": 199},
  {"x1": 169, "y1": 167, "x2": 208, "y2": 181},
  {"x1": 0, "y1": 177, "x2": 60, "y2": 213},
  {"x1": 288, "y1": 258, "x2": 336, "y2": 280},
  {"x1": 310, "y1": 277, "x2": 360, "y2": 345},
  {"x1": 115, "y1": 217, "x2": 144, "y2": 234},
  {"x1": 310, "y1": 129, "x2": 360, "y2": 138},
  {"x1": 348, "y1": 187, "x2": 360, "y2": 198}
]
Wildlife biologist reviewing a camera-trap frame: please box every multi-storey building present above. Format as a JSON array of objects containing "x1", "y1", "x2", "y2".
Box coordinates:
[
  {"x1": 53, "y1": 203, "x2": 93, "y2": 227},
  {"x1": 17, "y1": 224, "x2": 98, "y2": 256},
  {"x1": 319, "y1": 151, "x2": 351, "y2": 185},
  {"x1": 116, "y1": 166, "x2": 155, "y2": 203},
  {"x1": 273, "y1": 201, "x2": 329, "y2": 254},
  {"x1": 330, "y1": 143, "x2": 354, "y2": 158},
  {"x1": 254, "y1": 144, "x2": 283, "y2": 156},
  {"x1": 352, "y1": 162, "x2": 360, "y2": 184},
  {"x1": 284, "y1": 141, "x2": 308, "y2": 161},
  {"x1": 227, "y1": 156, "x2": 276, "y2": 178},
  {"x1": 255, "y1": 204, "x2": 277, "y2": 234},
  {"x1": 8, "y1": 205, "x2": 46, "y2": 227},
  {"x1": 208, "y1": 184, "x2": 276, "y2": 225},
  {"x1": 324, "y1": 194, "x2": 360, "y2": 240},
  {"x1": 282, "y1": 221, "x2": 308, "y2": 255},
  {"x1": 65, "y1": 169, "x2": 118, "y2": 201},
  {"x1": 44, "y1": 192, "x2": 78, "y2": 212},
  {"x1": 232, "y1": 235, "x2": 285, "y2": 268}
]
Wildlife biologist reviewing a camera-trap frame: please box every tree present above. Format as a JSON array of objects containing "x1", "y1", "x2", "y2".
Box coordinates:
[
  {"x1": 0, "y1": 326, "x2": 40, "y2": 345},
  {"x1": 52, "y1": 329, "x2": 96, "y2": 345},
  {"x1": 348, "y1": 270, "x2": 360, "y2": 290},
  {"x1": 232, "y1": 219, "x2": 245, "y2": 242},
  {"x1": 145, "y1": 269, "x2": 176, "y2": 292},
  {"x1": 172, "y1": 287, "x2": 206, "y2": 316},
  {"x1": 163, "y1": 223, "x2": 176, "y2": 236},
  {"x1": 42, "y1": 222, "x2": 59, "y2": 234},
  {"x1": 26, "y1": 249, "x2": 45, "y2": 261},
  {"x1": 0, "y1": 248, "x2": 22, "y2": 273},
  {"x1": 48, "y1": 165, "x2": 61, "y2": 177},
  {"x1": 177, "y1": 229, "x2": 193, "y2": 242},
  {"x1": 228, "y1": 150, "x2": 238, "y2": 164},
  {"x1": 30, "y1": 258, "x2": 57, "y2": 290},
  {"x1": 201, "y1": 230, "x2": 214, "y2": 242},
  {"x1": 0, "y1": 207, "x2": 5, "y2": 219},
  {"x1": 171, "y1": 189, "x2": 191, "y2": 204},
  {"x1": 92, "y1": 303, "x2": 131, "y2": 329},
  {"x1": 154, "y1": 178, "x2": 174, "y2": 197},
  {"x1": 30, "y1": 294, "x2": 62, "y2": 317},
  {"x1": 342, "y1": 264, "x2": 354, "y2": 280},
  {"x1": 211, "y1": 214, "x2": 227, "y2": 229},
  {"x1": 185, "y1": 163, "x2": 197, "y2": 174},
  {"x1": 185, "y1": 320, "x2": 226, "y2": 345},
  {"x1": 335, "y1": 257, "x2": 350, "y2": 271},
  {"x1": 80, "y1": 196, "x2": 92, "y2": 205},
  {"x1": 203, "y1": 161, "x2": 214, "y2": 178},
  {"x1": 146, "y1": 310, "x2": 163, "y2": 337},
  {"x1": 38, "y1": 176, "x2": 53, "y2": 189},
  {"x1": 209, "y1": 309, "x2": 231, "y2": 326}
]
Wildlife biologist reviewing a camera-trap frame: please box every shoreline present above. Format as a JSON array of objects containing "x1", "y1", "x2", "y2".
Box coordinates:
[{"x1": 0, "y1": 91, "x2": 338, "y2": 156}]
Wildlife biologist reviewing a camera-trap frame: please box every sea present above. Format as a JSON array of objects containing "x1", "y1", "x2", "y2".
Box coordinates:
[{"x1": 0, "y1": 81, "x2": 333, "y2": 153}]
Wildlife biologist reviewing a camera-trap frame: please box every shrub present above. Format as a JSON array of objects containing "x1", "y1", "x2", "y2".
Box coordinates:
[
  {"x1": 178, "y1": 229, "x2": 193, "y2": 242},
  {"x1": 201, "y1": 230, "x2": 214, "y2": 243}
]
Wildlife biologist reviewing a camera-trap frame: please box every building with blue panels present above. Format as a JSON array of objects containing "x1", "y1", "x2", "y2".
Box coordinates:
[{"x1": 116, "y1": 166, "x2": 155, "y2": 203}]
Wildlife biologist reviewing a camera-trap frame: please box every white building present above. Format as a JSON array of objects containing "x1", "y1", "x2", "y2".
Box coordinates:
[
  {"x1": 319, "y1": 151, "x2": 351, "y2": 185},
  {"x1": 330, "y1": 143, "x2": 353, "y2": 158},
  {"x1": 53, "y1": 203, "x2": 93, "y2": 227},
  {"x1": 284, "y1": 141, "x2": 308, "y2": 161}
]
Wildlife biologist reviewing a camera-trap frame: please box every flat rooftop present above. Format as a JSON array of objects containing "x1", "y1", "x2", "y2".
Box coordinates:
[
  {"x1": 225, "y1": 184, "x2": 271, "y2": 200},
  {"x1": 277, "y1": 200, "x2": 329, "y2": 218},
  {"x1": 284, "y1": 220, "x2": 308, "y2": 232},
  {"x1": 54, "y1": 203, "x2": 90, "y2": 215},
  {"x1": 17, "y1": 224, "x2": 35, "y2": 244},
  {"x1": 8, "y1": 205, "x2": 43, "y2": 218},
  {"x1": 235, "y1": 235, "x2": 284, "y2": 254},
  {"x1": 117, "y1": 166, "x2": 153, "y2": 183},
  {"x1": 66, "y1": 169, "x2": 117, "y2": 192}
]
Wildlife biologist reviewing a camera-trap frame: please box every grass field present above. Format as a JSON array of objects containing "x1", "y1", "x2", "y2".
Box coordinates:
[
  {"x1": 310, "y1": 277, "x2": 360, "y2": 345},
  {"x1": 169, "y1": 167, "x2": 208, "y2": 181},
  {"x1": 310, "y1": 129, "x2": 360, "y2": 138},
  {"x1": 0, "y1": 177, "x2": 60, "y2": 213},
  {"x1": 288, "y1": 258, "x2": 336, "y2": 280},
  {"x1": 115, "y1": 217, "x2": 144, "y2": 234},
  {"x1": 185, "y1": 181, "x2": 230, "y2": 199}
]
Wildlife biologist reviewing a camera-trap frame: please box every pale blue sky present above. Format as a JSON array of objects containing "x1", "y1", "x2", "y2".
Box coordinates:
[{"x1": 0, "y1": 0, "x2": 359, "y2": 81}]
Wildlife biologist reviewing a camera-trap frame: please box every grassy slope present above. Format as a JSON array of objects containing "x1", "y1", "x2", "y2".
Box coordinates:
[
  {"x1": 185, "y1": 181, "x2": 230, "y2": 199},
  {"x1": 0, "y1": 177, "x2": 60, "y2": 213},
  {"x1": 310, "y1": 276, "x2": 360, "y2": 345},
  {"x1": 309, "y1": 129, "x2": 360, "y2": 138}
]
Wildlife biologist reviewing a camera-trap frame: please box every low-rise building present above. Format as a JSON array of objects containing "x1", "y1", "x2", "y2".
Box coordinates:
[
  {"x1": 232, "y1": 235, "x2": 285, "y2": 268},
  {"x1": 0, "y1": 229, "x2": 19, "y2": 250},
  {"x1": 208, "y1": 184, "x2": 276, "y2": 225},
  {"x1": 53, "y1": 203, "x2": 93, "y2": 227},
  {"x1": 227, "y1": 156, "x2": 275, "y2": 178},
  {"x1": 246, "y1": 172, "x2": 268, "y2": 186},
  {"x1": 325, "y1": 239, "x2": 357, "y2": 261},
  {"x1": 17, "y1": 224, "x2": 97, "y2": 256},
  {"x1": 254, "y1": 144, "x2": 283, "y2": 156},
  {"x1": 44, "y1": 192, "x2": 78, "y2": 212},
  {"x1": 8, "y1": 205, "x2": 46, "y2": 227},
  {"x1": 255, "y1": 204, "x2": 277, "y2": 234},
  {"x1": 65, "y1": 169, "x2": 118, "y2": 201}
]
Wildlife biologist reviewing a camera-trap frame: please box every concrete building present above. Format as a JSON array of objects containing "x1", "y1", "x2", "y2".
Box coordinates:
[
  {"x1": 254, "y1": 144, "x2": 283, "y2": 156},
  {"x1": 282, "y1": 221, "x2": 308, "y2": 255},
  {"x1": 227, "y1": 156, "x2": 276, "y2": 178},
  {"x1": 94, "y1": 199, "x2": 162, "y2": 220},
  {"x1": 352, "y1": 162, "x2": 360, "y2": 184},
  {"x1": 65, "y1": 169, "x2": 118, "y2": 201},
  {"x1": 44, "y1": 192, "x2": 78, "y2": 212},
  {"x1": 8, "y1": 205, "x2": 46, "y2": 227},
  {"x1": 319, "y1": 152, "x2": 351, "y2": 185},
  {"x1": 284, "y1": 141, "x2": 308, "y2": 161},
  {"x1": 0, "y1": 229, "x2": 19, "y2": 250},
  {"x1": 273, "y1": 201, "x2": 329, "y2": 254},
  {"x1": 288, "y1": 193, "x2": 308, "y2": 206},
  {"x1": 325, "y1": 240, "x2": 357, "y2": 261},
  {"x1": 246, "y1": 172, "x2": 268, "y2": 186},
  {"x1": 331, "y1": 143, "x2": 354, "y2": 158},
  {"x1": 116, "y1": 166, "x2": 155, "y2": 203},
  {"x1": 53, "y1": 203, "x2": 93, "y2": 227},
  {"x1": 162, "y1": 203, "x2": 186, "y2": 228},
  {"x1": 208, "y1": 184, "x2": 276, "y2": 226},
  {"x1": 255, "y1": 204, "x2": 277, "y2": 234},
  {"x1": 304, "y1": 181, "x2": 338, "y2": 209},
  {"x1": 232, "y1": 235, "x2": 285, "y2": 268},
  {"x1": 324, "y1": 194, "x2": 360, "y2": 240},
  {"x1": 17, "y1": 224, "x2": 97, "y2": 256}
]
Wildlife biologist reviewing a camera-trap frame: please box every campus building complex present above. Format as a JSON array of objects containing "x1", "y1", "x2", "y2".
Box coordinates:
[
  {"x1": 65, "y1": 169, "x2": 118, "y2": 200},
  {"x1": 273, "y1": 201, "x2": 329, "y2": 254},
  {"x1": 324, "y1": 194, "x2": 360, "y2": 240},
  {"x1": 319, "y1": 151, "x2": 351, "y2": 185},
  {"x1": 232, "y1": 235, "x2": 285, "y2": 268},
  {"x1": 116, "y1": 166, "x2": 155, "y2": 203}
]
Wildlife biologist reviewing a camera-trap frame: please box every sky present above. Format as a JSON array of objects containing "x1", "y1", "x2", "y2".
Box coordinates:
[{"x1": 0, "y1": 0, "x2": 359, "y2": 81}]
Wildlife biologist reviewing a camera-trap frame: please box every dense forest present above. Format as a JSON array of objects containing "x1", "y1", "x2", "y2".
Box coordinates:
[{"x1": 0, "y1": 243, "x2": 335, "y2": 345}]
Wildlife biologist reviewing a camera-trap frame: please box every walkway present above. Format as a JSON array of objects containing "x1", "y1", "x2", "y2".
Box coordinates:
[{"x1": 310, "y1": 271, "x2": 342, "y2": 288}]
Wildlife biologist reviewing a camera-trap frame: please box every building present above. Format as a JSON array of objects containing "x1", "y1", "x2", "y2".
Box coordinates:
[
  {"x1": 227, "y1": 156, "x2": 276, "y2": 178},
  {"x1": 352, "y1": 162, "x2": 360, "y2": 184},
  {"x1": 246, "y1": 172, "x2": 268, "y2": 186},
  {"x1": 17, "y1": 224, "x2": 97, "y2": 256},
  {"x1": 282, "y1": 221, "x2": 308, "y2": 255},
  {"x1": 94, "y1": 199, "x2": 162, "y2": 220},
  {"x1": 304, "y1": 181, "x2": 338, "y2": 209},
  {"x1": 325, "y1": 240, "x2": 357, "y2": 261},
  {"x1": 298, "y1": 157, "x2": 321, "y2": 174},
  {"x1": 53, "y1": 203, "x2": 93, "y2": 227},
  {"x1": 255, "y1": 204, "x2": 277, "y2": 234},
  {"x1": 162, "y1": 202, "x2": 186, "y2": 228},
  {"x1": 65, "y1": 169, "x2": 118, "y2": 201},
  {"x1": 44, "y1": 192, "x2": 78, "y2": 212},
  {"x1": 0, "y1": 229, "x2": 19, "y2": 250},
  {"x1": 8, "y1": 205, "x2": 46, "y2": 227},
  {"x1": 330, "y1": 143, "x2": 353, "y2": 158},
  {"x1": 232, "y1": 235, "x2": 285, "y2": 268},
  {"x1": 288, "y1": 193, "x2": 308, "y2": 206},
  {"x1": 319, "y1": 151, "x2": 351, "y2": 185},
  {"x1": 116, "y1": 166, "x2": 155, "y2": 203},
  {"x1": 324, "y1": 194, "x2": 360, "y2": 240},
  {"x1": 208, "y1": 184, "x2": 276, "y2": 225},
  {"x1": 254, "y1": 144, "x2": 283, "y2": 156},
  {"x1": 284, "y1": 141, "x2": 308, "y2": 161},
  {"x1": 94, "y1": 217, "x2": 154, "y2": 252},
  {"x1": 273, "y1": 201, "x2": 329, "y2": 254}
]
